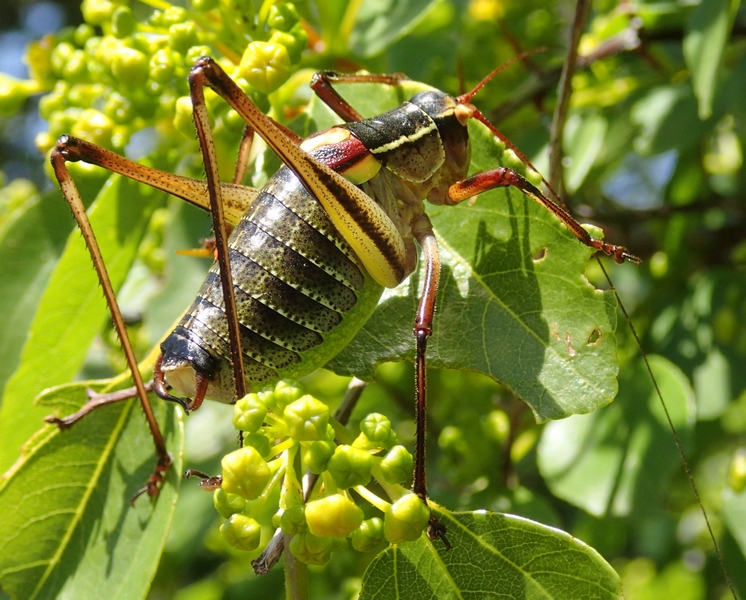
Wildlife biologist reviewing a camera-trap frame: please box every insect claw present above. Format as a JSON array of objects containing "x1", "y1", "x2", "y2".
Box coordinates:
[
  {"x1": 129, "y1": 478, "x2": 165, "y2": 505},
  {"x1": 130, "y1": 485, "x2": 149, "y2": 506},
  {"x1": 197, "y1": 478, "x2": 222, "y2": 491},
  {"x1": 184, "y1": 469, "x2": 223, "y2": 491},
  {"x1": 43, "y1": 414, "x2": 74, "y2": 430},
  {"x1": 607, "y1": 244, "x2": 641, "y2": 265},
  {"x1": 130, "y1": 452, "x2": 173, "y2": 505},
  {"x1": 623, "y1": 250, "x2": 642, "y2": 265},
  {"x1": 183, "y1": 469, "x2": 210, "y2": 479}
]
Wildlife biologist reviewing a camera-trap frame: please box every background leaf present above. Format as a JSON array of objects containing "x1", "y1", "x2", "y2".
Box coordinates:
[
  {"x1": 360, "y1": 510, "x2": 621, "y2": 599},
  {"x1": 349, "y1": 0, "x2": 441, "y2": 58},
  {"x1": 0, "y1": 176, "x2": 163, "y2": 475},
  {"x1": 683, "y1": 0, "x2": 740, "y2": 119},
  {"x1": 0, "y1": 384, "x2": 182, "y2": 600},
  {"x1": 537, "y1": 355, "x2": 694, "y2": 517},
  {"x1": 1, "y1": 0, "x2": 745, "y2": 597},
  {"x1": 0, "y1": 188, "x2": 72, "y2": 393}
]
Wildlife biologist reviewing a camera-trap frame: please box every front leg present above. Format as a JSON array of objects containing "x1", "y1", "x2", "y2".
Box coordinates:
[{"x1": 447, "y1": 167, "x2": 641, "y2": 265}]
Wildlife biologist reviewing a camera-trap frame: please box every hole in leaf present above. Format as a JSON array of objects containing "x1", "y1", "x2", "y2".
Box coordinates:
[
  {"x1": 532, "y1": 247, "x2": 547, "y2": 262},
  {"x1": 587, "y1": 328, "x2": 602, "y2": 347}
]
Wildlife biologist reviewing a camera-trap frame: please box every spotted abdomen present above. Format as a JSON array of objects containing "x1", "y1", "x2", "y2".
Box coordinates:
[{"x1": 159, "y1": 166, "x2": 383, "y2": 403}]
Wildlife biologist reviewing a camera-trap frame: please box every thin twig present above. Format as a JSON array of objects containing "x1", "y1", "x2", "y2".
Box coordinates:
[{"x1": 548, "y1": 0, "x2": 591, "y2": 196}]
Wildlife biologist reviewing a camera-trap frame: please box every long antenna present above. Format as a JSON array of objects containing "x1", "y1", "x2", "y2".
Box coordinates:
[{"x1": 597, "y1": 260, "x2": 737, "y2": 599}]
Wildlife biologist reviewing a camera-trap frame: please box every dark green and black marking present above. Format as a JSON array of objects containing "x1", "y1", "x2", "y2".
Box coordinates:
[
  {"x1": 159, "y1": 164, "x2": 384, "y2": 403},
  {"x1": 157, "y1": 87, "x2": 473, "y2": 404}
]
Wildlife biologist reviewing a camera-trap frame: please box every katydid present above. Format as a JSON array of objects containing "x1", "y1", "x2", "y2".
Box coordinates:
[{"x1": 49, "y1": 57, "x2": 639, "y2": 542}]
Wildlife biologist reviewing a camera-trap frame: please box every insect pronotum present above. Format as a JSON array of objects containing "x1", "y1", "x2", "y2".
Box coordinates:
[{"x1": 49, "y1": 57, "x2": 640, "y2": 541}]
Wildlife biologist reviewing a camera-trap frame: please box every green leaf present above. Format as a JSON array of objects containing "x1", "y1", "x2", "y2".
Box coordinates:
[
  {"x1": 682, "y1": 0, "x2": 740, "y2": 119},
  {"x1": 630, "y1": 86, "x2": 705, "y2": 155},
  {"x1": 0, "y1": 382, "x2": 182, "y2": 600},
  {"x1": 360, "y1": 510, "x2": 621, "y2": 599},
  {"x1": 0, "y1": 172, "x2": 180, "y2": 599},
  {"x1": 312, "y1": 0, "x2": 349, "y2": 53},
  {"x1": 537, "y1": 355, "x2": 694, "y2": 517},
  {"x1": 564, "y1": 112, "x2": 608, "y2": 194},
  {"x1": 693, "y1": 347, "x2": 730, "y2": 419},
  {"x1": 350, "y1": 0, "x2": 440, "y2": 58},
  {"x1": 648, "y1": 271, "x2": 746, "y2": 421},
  {"x1": 3, "y1": 0, "x2": 745, "y2": 595},
  {"x1": 0, "y1": 189, "x2": 72, "y2": 394},
  {"x1": 1, "y1": 76, "x2": 628, "y2": 596},
  {"x1": 324, "y1": 85, "x2": 620, "y2": 422},
  {"x1": 722, "y1": 488, "x2": 746, "y2": 560},
  {"x1": 0, "y1": 175, "x2": 163, "y2": 475},
  {"x1": 618, "y1": 560, "x2": 707, "y2": 600}
]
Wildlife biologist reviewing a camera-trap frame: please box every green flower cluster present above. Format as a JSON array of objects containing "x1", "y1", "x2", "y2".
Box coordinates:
[
  {"x1": 4, "y1": 0, "x2": 306, "y2": 175},
  {"x1": 216, "y1": 379, "x2": 428, "y2": 564}
]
